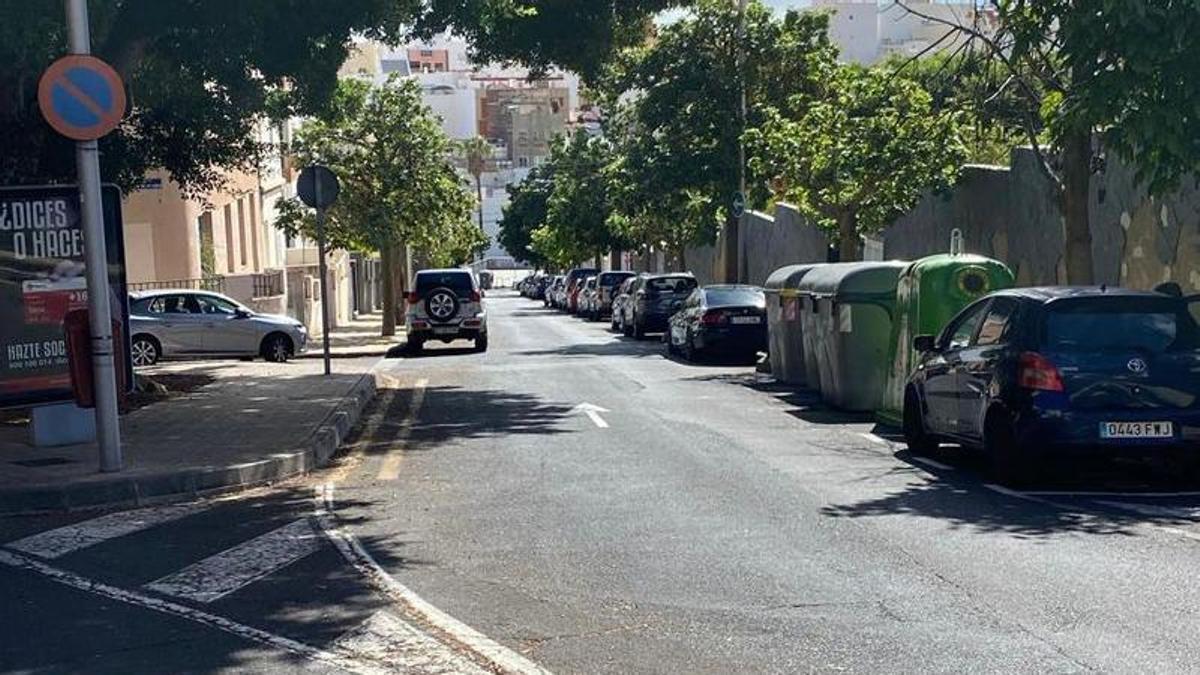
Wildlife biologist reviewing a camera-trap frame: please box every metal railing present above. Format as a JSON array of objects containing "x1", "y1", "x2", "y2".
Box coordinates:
[
  {"x1": 128, "y1": 276, "x2": 226, "y2": 293},
  {"x1": 252, "y1": 271, "x2": 284, "y2": 298}
]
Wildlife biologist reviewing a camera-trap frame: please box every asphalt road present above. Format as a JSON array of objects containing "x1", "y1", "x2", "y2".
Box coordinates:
[{"x1": 5, "y1": 291, "x2": 1200, "y2": 673}]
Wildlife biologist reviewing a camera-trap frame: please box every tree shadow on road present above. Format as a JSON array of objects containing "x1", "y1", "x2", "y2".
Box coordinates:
[{"x1": 516, "y1": 337, "x2": 666, "y2": 359}]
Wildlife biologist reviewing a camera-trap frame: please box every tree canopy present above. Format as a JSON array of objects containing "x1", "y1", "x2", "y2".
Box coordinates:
[
  {"x1": 747, "y1": 65, "x2": 964, "y2": 261},
  {"x1": 497, "y1": 165, "x2": 554, "y2": 269}
]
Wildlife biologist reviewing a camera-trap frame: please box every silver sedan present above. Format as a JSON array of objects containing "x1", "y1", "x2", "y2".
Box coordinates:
[{"x1": 128, "y1": 290, "x2": 308, "y2": 366}]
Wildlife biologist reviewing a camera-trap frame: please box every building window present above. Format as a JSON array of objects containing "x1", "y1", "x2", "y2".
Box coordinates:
[
  {"x1": 237, "y1": 198, "x2": 247, "y2": 267},
  {"x1": 518, "y1": 157, "x2": 529, "y2": 168},
  {"x1": 223, "y1": 204, "x2": 234, "y2": 273}
]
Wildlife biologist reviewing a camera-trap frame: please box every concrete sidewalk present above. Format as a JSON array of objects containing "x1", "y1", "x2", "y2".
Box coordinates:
[{"x1": 0, "y1": 318, "x2": 404, "y2": 514}]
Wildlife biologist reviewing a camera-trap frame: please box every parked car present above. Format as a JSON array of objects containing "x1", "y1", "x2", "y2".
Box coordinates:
[
  {"x1": 622, "y1": 273, "x2": 698, "y2": 340},
  {"x1": 563, "y1": 267, "x2": 599, "y2": 314},
  {"x1": 545, "y1": 276, "x2": 566, "y2": 308},
  {"x1": 903, "y1": 287, "x2": 1200, "y2": 483},
  {"x1": 534, "y1": 275, "x2": 553, "y2": 301},
  {"x1": 405, "y1": 268, "x2": 488, "y2": 353},
  {"x1": 588, "y1": 271, "x2": 637, "y2": 322},
  {"x1": 611, "y1": 276, "x2": 640, "y2": 332},
  {"x1": 579, "y1": 276, "x2": 600, "y2": 319},
  {"x1": 129, "y1": 290, "x2": 308, "y2": 366},
  {"x1": 478, "y1": 270, "x2": 494, "y2": 290},
  {"x1": 666, "y1": 285, "x2": 767, "y2": 361}
]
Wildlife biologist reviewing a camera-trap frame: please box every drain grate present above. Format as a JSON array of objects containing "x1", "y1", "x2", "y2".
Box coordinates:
[{"x1": 11, "y1": 457, "x2": 77, "y2": 467}]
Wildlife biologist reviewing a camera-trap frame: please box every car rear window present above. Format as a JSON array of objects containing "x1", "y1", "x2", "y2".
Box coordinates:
[
  {"x1": 704, "y1": 288, "x2": 764, "y2": 306},
  {"x1": 416, "y1": 272, "x2": 474, "y2": 295},
  {"x1": 1043, "y1": 298, "x2": 1200, "y2": 353},
  {"x1": 647, "y1": 277, "x2": 697, "y2": 294},
  {"x1": 600, "y1": 273, "x2": 634, "y2": 287}
]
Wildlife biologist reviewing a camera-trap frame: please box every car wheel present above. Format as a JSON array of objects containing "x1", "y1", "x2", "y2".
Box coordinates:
[
  {"x1": 682, "y1": 331, "x2": 697, "y2": 361},
  {"x1": 130, "y1": 335, "x2": 160, "y2": 367},
  {"x1": 622, "y1": 315, "x2": 632, "y2": 337},
  {"x1": 665, "y1": 330, "x2": 677, "y2": 355},
  {"x1": 902, "y1": 388, "x2": 938, "y2": 456},
  {"x1": 633, "y1": 317, "x2": 646, "y2": 341},
  {"x1": 984, "y1": 408, "x2": 1032, "y2": 486},
  {"x1": 261, "y1": 333, "x2": 293, "y2": 363},
  {"x1": 474, "y1": 333, "x2": 489, "y2": 353}
]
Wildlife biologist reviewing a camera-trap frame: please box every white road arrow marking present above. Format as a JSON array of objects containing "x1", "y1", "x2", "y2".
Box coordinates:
[{"x1": 572, "y1": 403, "x2": 610, "y2": 429}]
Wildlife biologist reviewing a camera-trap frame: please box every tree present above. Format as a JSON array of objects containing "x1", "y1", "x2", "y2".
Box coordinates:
[
  {"x1": 0, "y1": 1, "x2": 411, "y2": 193},
  {"x1": 456, "y1": 136, "x2": 495, "y2": 239},
  {"x1": 526, "y1": 131, "x2": 627, "y2": 269},
  {"x1": 897, "y1": 0, "x2": 1200, "y2": 283},
  {"x1": 276, "y1": 77, "x2": 483, "y2": 336},
  {"x1": 598, "y1": 0, "x2": 836, "y2": 276},
  {"x1": 412, "y1": 0, "x2": 689, "y2": 82},
  {"x1": 746, "y1": 66, "x2": 965, "y2": 261},
  {"x1": 497, "y1": 165, "x2": 554, "y2": 269},
  {"x1": 1, "y1": 1, "x2": 683, "y2": 193}
]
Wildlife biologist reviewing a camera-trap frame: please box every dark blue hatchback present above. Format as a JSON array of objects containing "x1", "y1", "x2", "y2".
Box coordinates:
[{"x1": 903, "y1": 287, "x2": 1200, "y2": 481}]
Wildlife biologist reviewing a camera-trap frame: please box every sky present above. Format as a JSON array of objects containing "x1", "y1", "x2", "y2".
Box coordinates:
[{"x1": 658, "y1": 1, "x2": 812, "y2": 25}]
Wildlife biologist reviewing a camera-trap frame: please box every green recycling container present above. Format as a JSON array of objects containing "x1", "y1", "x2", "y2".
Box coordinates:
[
  {"x1": 877, "y1": 254, "x2": 1015, "y2": 424},
  {"x1": 797, "y1": 262, "x2": 907, "y2": 411},
  {"x1": 764, "y1": 264, "x2": 824, "y2": 385}
]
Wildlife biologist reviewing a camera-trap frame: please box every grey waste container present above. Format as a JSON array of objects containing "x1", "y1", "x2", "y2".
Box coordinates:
[
  {"x1": 763, "y1": 264, "x2": 823, "y2": 385},
  {"x1": 796, "y1": 261, "x2": 907, "y2": 411}
]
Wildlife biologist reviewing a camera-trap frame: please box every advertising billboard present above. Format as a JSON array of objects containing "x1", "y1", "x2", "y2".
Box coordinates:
[{"x1": 0, "y1": 185, "x2": 128, "y2": 407}]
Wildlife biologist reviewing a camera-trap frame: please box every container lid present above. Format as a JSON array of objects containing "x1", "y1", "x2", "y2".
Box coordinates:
[
  {"x1": 763, "y1": 263, "x2": 824, "y2": 292},
  {"x1": 796, "y1": 261, "x2": 907, "y2": 300}
]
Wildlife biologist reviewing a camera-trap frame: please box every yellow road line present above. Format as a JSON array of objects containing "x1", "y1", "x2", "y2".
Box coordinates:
[{"x1": 376, "y1": 377, "x2": 428, "y2": 481}]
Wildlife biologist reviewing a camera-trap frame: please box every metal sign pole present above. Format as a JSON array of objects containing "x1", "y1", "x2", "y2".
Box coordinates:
[
  {"x1": 66, "y1": 0, "x2": 122, "y2": 471},
  {"x1": 315, "y1": 184, "x2": 332, "y2": 376}
]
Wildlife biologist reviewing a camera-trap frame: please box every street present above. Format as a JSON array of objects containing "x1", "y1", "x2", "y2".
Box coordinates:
[{"x1": 5, "y1": 291, "x2": 1200, "y2": 673}]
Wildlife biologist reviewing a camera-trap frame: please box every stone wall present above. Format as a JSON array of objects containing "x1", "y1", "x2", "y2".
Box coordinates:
[
  {"x1": 736, "y1": 203, "x2": 830, "y2": 285},
  {"x1": 882, "y1": 147, "x2": 1200, "y2": 291}
]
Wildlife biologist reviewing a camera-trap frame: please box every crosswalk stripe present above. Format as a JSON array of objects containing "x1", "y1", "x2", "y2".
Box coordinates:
[
  {"x1": 333, "y1": 610, "x2": 489, "y2": 674},
  {"x1": 145, "y1": 519, "x2": 322, "y2": 603},
  {"x1": 6, "y1": 503, "x2": 207, "y2": 559}
]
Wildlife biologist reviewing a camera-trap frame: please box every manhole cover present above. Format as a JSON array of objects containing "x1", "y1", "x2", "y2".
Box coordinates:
[{"x1": 11, "y1": 457, "x2": 76, "y2": 467}]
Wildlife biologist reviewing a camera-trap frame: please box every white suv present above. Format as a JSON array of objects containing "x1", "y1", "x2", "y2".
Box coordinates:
[{"x1": 406, "y1": 269, "x2": 488, "y2": 353}]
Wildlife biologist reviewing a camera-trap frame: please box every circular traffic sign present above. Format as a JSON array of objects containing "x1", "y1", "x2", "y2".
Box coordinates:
[
  {"x1": 732, "y1": 191, "x2": 746, "y2": 219},
  {"x1": 297, "y1": 165, "x2": 340, "y2": 209},
  {"x1": 38, "y1": 55, "x2": 127, "y2": 141}
]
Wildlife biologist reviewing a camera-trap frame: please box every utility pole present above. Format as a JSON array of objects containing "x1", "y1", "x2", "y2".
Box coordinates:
[
  {"x1": 722, "y1": 0, "x2": 748, "y2": 284},
  {"x1": 66, "y1": 0, "x2": 123, "y2": 472}
]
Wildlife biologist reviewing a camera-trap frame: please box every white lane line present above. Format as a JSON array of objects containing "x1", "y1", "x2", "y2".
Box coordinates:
[
  {"x1": 314, "y1": 484, "x2": 552, "y2": 675},
  {"x1": 145, "y1": 519, "x2": 322, "y2": 603},
  {"x1": 571, "y1": 403, "x2": 610, "y2": 429},
  {"x1": 0, "y1": 548, "x2": 382, "y2": 675},
  {"x1": 6, "y1": 503, "x2": 207, "y2": 559},
  {"x1": 333, "y1": 610, "x2": 488, "y2": 675},
  {"x1": 1024, "y1": 490, "x2": 1200, "y2": 498},
  {"x1": 858, "y1": 432, "x2": 889, "y2": 446},
  {"x1": 909, "y1": 455, "x2": 954, "y2": 472},
  {"x1": 1094, "y1": 501, "x2": 1200, "y2": 519},
  {"x1": 376, "y1": 378, "x2": 429, "y2": 481},
  {"x1": 1153, "y1": 526, "x2": 1200, "y2": 543}
]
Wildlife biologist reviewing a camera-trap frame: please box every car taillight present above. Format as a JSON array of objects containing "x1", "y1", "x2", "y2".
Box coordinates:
[
  {"x1": 406, "y1": 292, "x2": 419, "y2": 304},
  {"x1": 701, "y1": 311, "x2": 728, "y2": 326},
  {"x1": 469, "y1": 290, "x2": 481, "y2": 302},
  {"x1": 1019, "y1": 352, "x2": 1064, "y2": 392}
]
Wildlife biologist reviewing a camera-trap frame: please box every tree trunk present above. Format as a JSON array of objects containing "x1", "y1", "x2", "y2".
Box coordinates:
[
  {"x1": 610, "y1": 251, "x2": 622, "y2": 271},
  {"x1": 675, "y1": 243, "x2": 687, "y2": 273},
  {"x1": 1061, "y1": 128, "x2": 1095, "y2": 284},
  {"x1": 837, "y1": 210, "x2": 861, "y2": 262},
  {"x1": 380, "y1": 244, "x2": 397, "y2": 337}
]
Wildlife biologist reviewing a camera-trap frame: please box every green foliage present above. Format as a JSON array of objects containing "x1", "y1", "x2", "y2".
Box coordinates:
[
  {"x1": 993, "y1": 0, "x2": 1200, "y2": 194},
  {"x1": 0, "y1": 0, "x2": 410, "y2": 193},
  {"x1": 413, "y1": 0, "x2": 690, "y2": 82},
  {"x1": 598, "y1": 0, "x2": 836, "y2": 254},
  {"x1": 747, "y1": 66, "x2": 964, "y2": 250},
  {"x1": 275, "y1": 77, "x2": 484, "y2": 267},
  {"x1": 889, "y1": 51, "x2": 1037, "y2": 166},
  {"x1": 497, "y1": 165, "x2": 553, "y2": 268},
  {"x1": 531, "y1": 131, "x2": 627, "y2": 268},
  {"x1": 0, "y1": 1, "x2": 679, "y2": 193}
]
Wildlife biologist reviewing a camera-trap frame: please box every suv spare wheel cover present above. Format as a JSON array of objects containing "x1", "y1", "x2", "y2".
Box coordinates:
[{"x1": 425, "y1": 287, "x2": 460, "y2": 322}]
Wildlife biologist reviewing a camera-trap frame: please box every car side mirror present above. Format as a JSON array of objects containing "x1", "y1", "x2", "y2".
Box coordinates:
[
  {"x1": 913, "y1": 334, "x2": 937, "y2": 353},
  {"x1": 235, "y1": 308, "x2": 252, "y2": 319}
]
